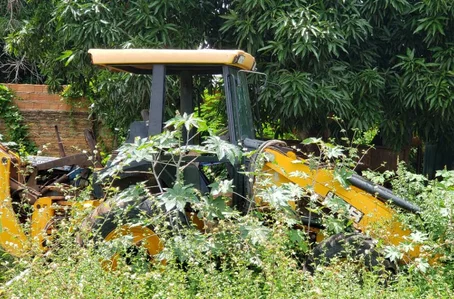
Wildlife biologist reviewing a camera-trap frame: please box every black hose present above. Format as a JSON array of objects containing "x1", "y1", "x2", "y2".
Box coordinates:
[{"x1": 349, "y1": 174, "x2": 420, "y2": 213}]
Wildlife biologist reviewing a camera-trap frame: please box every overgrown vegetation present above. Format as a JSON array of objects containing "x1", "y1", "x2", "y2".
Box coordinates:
[
  {"x1": 1, "y1": 0, "x2": 454, "y2": 296},
  {"x1": 0, "y1": 84, "x2": 36, "y2": 153},
  {"x1": 1, "y1": 115, "x2": 453, "y2": 297}
]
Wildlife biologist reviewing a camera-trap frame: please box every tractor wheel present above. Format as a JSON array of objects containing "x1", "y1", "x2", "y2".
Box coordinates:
[
  {"x1": 304, "y1": 232, "x2": 397, "y2": 274},
  {"x1": 79, "y1": 198, "x2": 164, "y2": 269}
]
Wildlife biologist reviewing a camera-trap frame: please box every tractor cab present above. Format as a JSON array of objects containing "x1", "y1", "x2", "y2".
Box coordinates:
[
  {"x1": 89, "y1": 49, "x2": 258, "y2": 206},
  {"x1": 89, "y1": 49, "x2": 256, "y2": 145}
]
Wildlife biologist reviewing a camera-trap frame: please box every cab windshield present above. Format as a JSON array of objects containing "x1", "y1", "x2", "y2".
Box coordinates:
[{"x1": 223, "y1": 66, "x2": 255, "y2": 144}]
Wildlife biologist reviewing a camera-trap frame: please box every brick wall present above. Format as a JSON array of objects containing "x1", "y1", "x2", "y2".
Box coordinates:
[{"x1": 1, "y1": 84, "x2": 93, "y2": 156}]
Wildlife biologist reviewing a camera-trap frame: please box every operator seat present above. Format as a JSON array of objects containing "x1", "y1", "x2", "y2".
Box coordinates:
[{"x1": 125, "y1": 109, "x2": 150, "y2": 143}]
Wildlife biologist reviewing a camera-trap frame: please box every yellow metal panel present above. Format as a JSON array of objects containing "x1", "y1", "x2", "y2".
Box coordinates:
[
  {"x1": 0, "y1": 151, "x2": 28, "y2": 256},
  {"x1": 88, "y1": 49, "x2": 256, "y2": 71},
  {"x1": 0, "y1": 144, "x2": 23, "y2": 183},
  {"x1": 31, "y1": 197, "x2": 55, "y2": 251},
  {"x1": 103, "y1": 225, "x2": 164, "y2": 270}
]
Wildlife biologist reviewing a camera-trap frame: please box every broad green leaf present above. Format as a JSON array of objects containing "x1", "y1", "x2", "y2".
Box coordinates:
[
  {"x1": 385, "y1": 245, "x2": 403, "y2": 262},
  {"x1": 256, "y1": 185, "x2": 291, "y2": 209},
  {"x1": 325, "y1": 144, "x2": 345, "y2": 159},
  {"x1": 287, "y1": 229, "x2": 308, "y2": 252},
  {"x1": 158, "y1": 183, "x2": 199, "y2": 212},
  {"x1": 415, "y1": 258, "x2": 429, "y2": 273},
  {"x1": 209, "y1": 180, "x2": 234, "y2": 197},
  {"x1": 333, "y1": 166, "x2": 353, "y2": 188},
  {"x1": 201, "y1": 196, "x2": 232, "y2": 220},
  {"x1": 409, "y1": 231, "x2": 428, "y2": 243},
  {"x1": 203, "y1": 136, "x2": 242, "y2": 165},
  {"x1": 324, "y1": 217, "x2": 347, "y2": 234},
  {"x1": 239, "y1": 224, "x2": 270, "y2": 245}
]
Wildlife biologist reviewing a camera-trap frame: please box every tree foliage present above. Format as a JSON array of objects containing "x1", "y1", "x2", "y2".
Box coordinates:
[
  {"x1": 0, "y1": 0, "x2": 42, "y2": 83},
  {"x1": 2, "y1": 0, "x2": 230, "y2": 134},
  {"x1": 2, "y1": 0, "x2": 454, "y2": 149},
  {"x1": 222, "y1": 0, "x2": 454, "y2": 148}
]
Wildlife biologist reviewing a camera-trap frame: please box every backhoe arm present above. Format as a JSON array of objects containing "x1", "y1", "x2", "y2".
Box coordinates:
[{"x1": 259, "y1": 147, "x2": 420, "y2": 259}]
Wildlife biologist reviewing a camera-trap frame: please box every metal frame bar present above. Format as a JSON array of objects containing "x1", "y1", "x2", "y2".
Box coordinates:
[
  {"x1": 222, "y1": 66, "x2": 237, "y2": 145},
  {"x1": 148, "y1": 64, "x2": 166, "y2": 136}
]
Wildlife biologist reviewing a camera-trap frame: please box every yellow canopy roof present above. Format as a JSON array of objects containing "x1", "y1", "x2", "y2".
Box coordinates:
[{"x1": 88, "y1": 49, "x2": 256, "y2": 73}]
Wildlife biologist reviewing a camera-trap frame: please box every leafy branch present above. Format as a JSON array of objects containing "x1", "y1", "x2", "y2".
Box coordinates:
[{"x1": 0, "y1": 84, "x2": 36, "y2": 153}]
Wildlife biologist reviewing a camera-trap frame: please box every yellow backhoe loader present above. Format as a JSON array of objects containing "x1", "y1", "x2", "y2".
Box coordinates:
[{"x1": 0, "y1": 49, "x2": 421, "y2": 270}]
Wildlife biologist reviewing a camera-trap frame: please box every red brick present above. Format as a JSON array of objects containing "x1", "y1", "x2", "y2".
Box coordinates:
[
  {"x1": 8, "y1": 84, "x2": 34, "y2": 93},
  {"x1": 15, "y1": 101, "x2": 32, "y2": 110},
  {"x1": 33, "y1": 85, "x2": 46, "y2": 93},
  {"x1": 13, "y1": 91, "x2": 30, "y2": 99},
  {"x1": 35, "y1": 94, "x2": 56, "y2": 101},
  {"x1": 21, "y1": 94, "x2": 32, "y2": 101},
  {"x1": 31, "y1": 94, "x2": 45, "y2": 101}
]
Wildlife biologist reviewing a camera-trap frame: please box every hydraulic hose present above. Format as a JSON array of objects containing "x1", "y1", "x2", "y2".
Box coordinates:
[{"x1": 349, "y1": 173, "x2": 420, "y2": 213}]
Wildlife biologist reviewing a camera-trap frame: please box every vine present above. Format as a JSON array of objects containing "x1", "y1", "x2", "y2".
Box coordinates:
[{"x1": 0, "y1": 84, "x2": 37, "y2": 153}]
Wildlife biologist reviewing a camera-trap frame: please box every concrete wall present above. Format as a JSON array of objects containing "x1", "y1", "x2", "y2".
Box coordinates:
[{"x1": 1, "y1": 84, "x2": 93, "y2": 156}]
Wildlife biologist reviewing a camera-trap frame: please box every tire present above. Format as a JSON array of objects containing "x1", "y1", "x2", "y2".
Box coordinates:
[
  {"x1": 304, "y1": 232, "x2": 397, "y2": 274},
  {"x1": 78, "y1": 197, "x2": 164, "y2": 269}
]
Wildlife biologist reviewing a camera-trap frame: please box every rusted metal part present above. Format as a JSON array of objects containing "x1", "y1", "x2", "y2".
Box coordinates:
[
  {"x1": 41, "y1": 185, "x2": 67, "y2": 194},
  {"x1": 10, "y1": 178, "x2": 41, "y2": 204},
  {"x1": 27, "y1": 155, "x2": 59, "y2": 166},
  {"x1": 37, "y1": 172, "x2": 65, "y2": 193},
  {"x1": 34, "y1": 153, "x2": 93, "y2": 171},
  {"x1": 84, "y1": 129, "x2": 96, "y2": 152},
  {"x1": 25, "y1": 168, "x2": 39, "y2": 191},
  {"x1": 54, "y1": 125, "x2": 66, "y2": 158},
  {"x1": 39, "y1": 174, "x2": 69, "y2": 194},
  {"x1": 0, "y1": 144, "x2": 18, "y2": 164}
]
